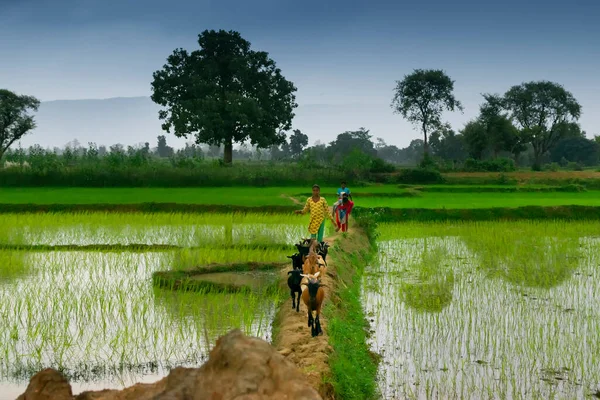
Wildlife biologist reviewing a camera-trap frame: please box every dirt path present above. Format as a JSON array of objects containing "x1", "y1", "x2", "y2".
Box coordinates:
[{"x1": 273, "y1": 229, "x2": 344, "y2": 399}]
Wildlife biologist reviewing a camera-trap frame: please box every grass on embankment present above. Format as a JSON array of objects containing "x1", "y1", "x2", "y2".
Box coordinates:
[{"x1": 324, "y1": 217, "x2": 379, "y2": 400}]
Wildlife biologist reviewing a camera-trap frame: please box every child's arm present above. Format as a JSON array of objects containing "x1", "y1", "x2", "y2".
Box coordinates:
[
  {"x1": 323, "y1": 199, "x2": 336, "y2": 225},
  {"x1": 295, "y1": 198, "x2": 311, "y2": 214}
]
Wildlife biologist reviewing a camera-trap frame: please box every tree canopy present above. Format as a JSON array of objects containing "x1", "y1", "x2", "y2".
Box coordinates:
[
  {"x1": 391, "y1": 69, "x2": 463, "y2": 155},
  {"x1": 502, "y1": 81, "x2": 581, "y2": 170},
  {"x1": 151, "y1": 29, "x2": 298, "y2": 164},
  {"x1": 0, "y1": 89, "x2": 40, "y2": 162}
]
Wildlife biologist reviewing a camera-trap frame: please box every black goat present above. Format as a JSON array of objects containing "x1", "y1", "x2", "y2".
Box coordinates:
[
  {"x1": 287, "y1": 253, "x2": 303, "y2": 270},
  {"x1": 316, "y1": 241, "x2": 330, "y2": 265},
  {"x1": 287, "y1": 269, "x2": 302, "y2": 312}
]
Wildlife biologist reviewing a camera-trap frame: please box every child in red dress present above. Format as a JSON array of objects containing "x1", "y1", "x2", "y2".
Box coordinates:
[{"x1": 333, "y1": 193, "x2": 354, "y2": 232}]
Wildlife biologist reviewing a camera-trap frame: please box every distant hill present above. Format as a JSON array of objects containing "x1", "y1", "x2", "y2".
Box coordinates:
[{"x1": 17, "y1": 96, "x2": 406, "y2": 149}]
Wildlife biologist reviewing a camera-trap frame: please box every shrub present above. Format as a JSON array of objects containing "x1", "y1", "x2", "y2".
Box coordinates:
[
  {"x1": 396, "y1": 168, "x2": 444, "y2": 184},
  {"x1": 419, "y1": 152, "x2": 439, "y2": 170},
  {"x1": 566, "y1": 162, "x2": 584, "y2": 171},
  {"x1": 463, "y1": 157, "x2": 516, "y2": 172},
  {"x1": 543, "y1": 163, "x2": 560, "y2": 172},
  {"x1": 370, "y1": 157, "x2": 396, "y2": 173}
]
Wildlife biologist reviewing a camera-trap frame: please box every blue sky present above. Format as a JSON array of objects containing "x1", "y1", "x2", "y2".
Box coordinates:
[{"x1": 1, "y1": 0, "x2": 599, "y2": 148}]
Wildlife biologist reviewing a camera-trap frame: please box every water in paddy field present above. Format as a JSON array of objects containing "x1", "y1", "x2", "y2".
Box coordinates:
[
  {"x1": 363, "y1": 234, "x2": 600, "y2": 399},
  {"x1": 0, "y1": 251, "x2": 279, "y2": 398},
  {"x1": 6, "y1": 223, "x2": 305, "y2": 247}
]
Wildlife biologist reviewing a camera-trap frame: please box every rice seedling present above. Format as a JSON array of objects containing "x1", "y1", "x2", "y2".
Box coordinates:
[
  {"x1": 0, "y1": 245, "x2": 285, "y2": 394},
  {"x1": 0, "y1": 213, "x2": 306, "y2": 247},
  {"x1": 364, "y1": 222, "x2": 600, "y2": 399}
]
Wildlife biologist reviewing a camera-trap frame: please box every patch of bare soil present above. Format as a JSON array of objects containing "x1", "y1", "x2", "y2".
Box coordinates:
[
  {"x1": 17, "y1": 330, "x2": 322, "y2": 400},
  {"x1": 273, "y1": 226, "x2": 349, "y2": 400}
]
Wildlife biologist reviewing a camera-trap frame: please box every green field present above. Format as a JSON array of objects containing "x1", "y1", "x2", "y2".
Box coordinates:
[
  {"x1": 0, "y1": 213, "x2": 305, "y2": 395},
  {"x1": 2, "y1": 187, "x2": 600, "y2": 210},
  {"x1": 364, "y1": 221, "x2": 600, "y2": 399},
  {"x1": 3, "y1": 182, "x2": 600, "y2": 398},
  {"x1": 354, "y1": 191, "x2": 600, "y2": 209}
]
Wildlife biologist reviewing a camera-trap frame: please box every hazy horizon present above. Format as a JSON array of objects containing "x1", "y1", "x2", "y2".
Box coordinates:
[{"x1": 2, "y1": 0, "x2": 599, "y2": 149}]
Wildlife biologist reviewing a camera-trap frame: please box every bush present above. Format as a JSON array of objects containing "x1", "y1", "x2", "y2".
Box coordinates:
[
  {"x1": 543, "y1": 163, "x2": 560, "y2": 172},
  {"x1": 419, "y1": 152, "x2": 439, "y2": 170},
  {"x1": 396, "y1": 168, "x2": 444, "y2": 184},
  {"x1": 557, "y1": 183, "x2": 586, "y2": 192},
  {"x1": 369, "y1": 157, "x2": 396, "y2": 173},
  {"x1": 463, "y1": 157, "x2": 516, "y2": 172},
  {"x1": 566, "y1": 161, "x2": 584, "y2": 171}
]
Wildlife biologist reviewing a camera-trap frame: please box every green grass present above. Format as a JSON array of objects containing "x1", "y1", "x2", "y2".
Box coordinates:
[{"x1": 325, "y1": 226, "x2": 379, "y2": 400}]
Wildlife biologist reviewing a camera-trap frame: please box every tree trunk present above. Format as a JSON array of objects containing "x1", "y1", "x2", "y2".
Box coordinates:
[
  {"x1": 532, "y1": 149, "x2": 543, "y2": 171},
  {"x1": 223, "y1": 138, "x2": 233, "y2": 164},
  {"x1": 422, "y1": 123, "x2": 429, "y2": 154}
]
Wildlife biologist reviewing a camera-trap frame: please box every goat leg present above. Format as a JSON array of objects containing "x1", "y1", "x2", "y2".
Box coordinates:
[
  {"x1": 290, "y1": 290, "x2": 296, "y2": 309},
  {"x1": 315, "y1": 315, "x2": 323, "y2": 336}
]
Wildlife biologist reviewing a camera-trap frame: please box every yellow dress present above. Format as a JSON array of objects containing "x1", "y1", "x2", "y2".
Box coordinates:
[{"x1": 301, "y1": 196, "x2": 335, "y2": 234}]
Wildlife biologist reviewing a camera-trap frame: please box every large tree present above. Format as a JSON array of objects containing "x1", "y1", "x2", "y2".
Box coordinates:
[
  {"x1": 391, "y1": 69, "x2": 463, "y2": 155},
  {"x1": 151, "y1": 30, "x2": 298, "y2": 164},
  {"x1": 327, "y1": 127, "x2": 377, "y2": 163},
  {"x1": 0, "y1": 89, "x2": 40, "y2": 162},
  {"x1": 502, "y1": 81, "x2": 581, "y2": 170}
]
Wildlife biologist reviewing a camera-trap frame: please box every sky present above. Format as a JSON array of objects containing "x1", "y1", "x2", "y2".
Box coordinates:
[{"x1": 1, "y1": 0, "x2": 599, "y2": 149}]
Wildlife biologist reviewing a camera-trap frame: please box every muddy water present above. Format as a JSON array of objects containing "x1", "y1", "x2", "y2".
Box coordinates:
[
  {"x1": 0, "y1": 251, "x2": 279, "y2": 397},
  {"x1": 363, "y1": 236, "x2": 600, "y2": 399}
]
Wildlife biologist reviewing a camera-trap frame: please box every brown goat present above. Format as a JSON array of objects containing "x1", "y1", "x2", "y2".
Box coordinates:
[
  {"x1": 302, "y1": 252, "x2": 327, "y2": 278},
  {"x1": 300, "y1": 273, "x2": 325, "y2": 337}
]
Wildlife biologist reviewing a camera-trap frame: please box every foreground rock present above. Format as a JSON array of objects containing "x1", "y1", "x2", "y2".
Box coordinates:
[{"x1": 17, "y1": 329, "x2": 322, "y2": 400}]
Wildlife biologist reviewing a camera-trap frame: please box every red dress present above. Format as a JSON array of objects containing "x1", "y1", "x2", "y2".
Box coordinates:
[{"x1": 335, "y1": 200, "x2": 354, "y2": 232}]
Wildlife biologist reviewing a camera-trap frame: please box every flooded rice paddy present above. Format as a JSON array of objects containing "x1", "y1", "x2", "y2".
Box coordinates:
[
  {"x1": 0, "y1": 213, "x2": 303, "y2": 397},
  {"x1": 363, "y1": 222, "x2": 600, "y2": 399}
]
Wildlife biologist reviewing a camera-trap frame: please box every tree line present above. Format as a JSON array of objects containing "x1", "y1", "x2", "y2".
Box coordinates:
[{"x1": 1, "y1": 29, "x2": 596, "y2": 172}]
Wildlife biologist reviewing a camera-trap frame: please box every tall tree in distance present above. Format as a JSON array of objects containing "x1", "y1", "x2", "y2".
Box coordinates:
[
  {"x1": 0, "y1": 89, "x2": 40, "y2": 162},
  {"x1": 479, "y1": 94, "x2": 520, "y2": 158},
  {"x1": 391, "y1": 69, "x2": 463, "y2": 155},
  {"x1": 156, "y1": 135, "x2": 174, "y2": 158},
  {"x1": 502, "y1": 81, "x2": 581, "y2": 170},
  {"x1": 151, "y1": 29, "x2": 298, "y2": 164},
  {"x1": 289, "y1": 129, "x2": 309, "y2": 158}
]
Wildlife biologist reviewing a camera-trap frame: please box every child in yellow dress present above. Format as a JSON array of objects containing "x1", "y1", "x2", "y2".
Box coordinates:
[{"x1": 294, "y1": 184, "x2": 339, "y2": 245}]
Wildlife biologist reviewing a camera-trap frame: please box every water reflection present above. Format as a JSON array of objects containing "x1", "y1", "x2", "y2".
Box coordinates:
[
  {"x1": 463, "y1": 233, "x2": 580, "y2": 289},
  {"x1": 363, "y1": 233, "x2": 600, "y2": 399},
  {"x1": 0, "y1": 251, "x2": 277, "y2": 394}
]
